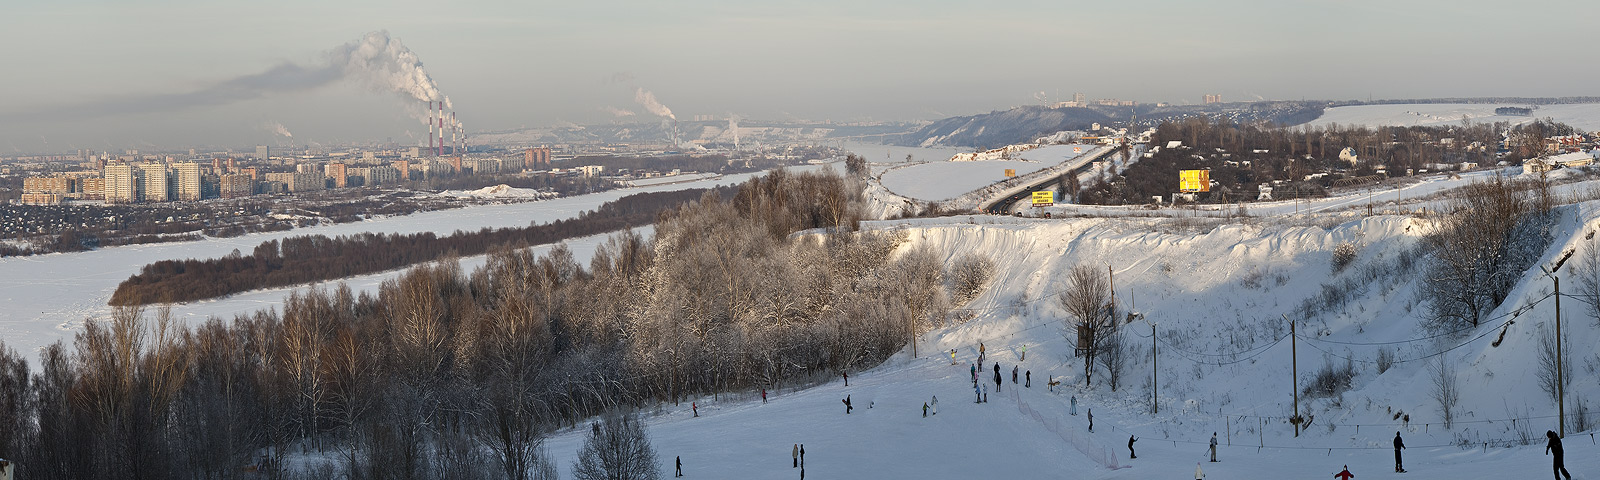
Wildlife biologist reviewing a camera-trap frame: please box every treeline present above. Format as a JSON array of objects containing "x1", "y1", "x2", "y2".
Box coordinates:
[
  {"x1": 1079, "y1": 116, "x2": 1572, "y2": 205},
  {"x1": 109, "y1": 185, "x2": 738, "y2": 306},
  {"x1": 0, "y1": 168, "x2": 989, "y2": 479}
]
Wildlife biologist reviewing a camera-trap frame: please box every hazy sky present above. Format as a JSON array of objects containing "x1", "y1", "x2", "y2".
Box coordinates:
[{"x1": 1, "y1": 0, "x2": 1594, "y2": 153}]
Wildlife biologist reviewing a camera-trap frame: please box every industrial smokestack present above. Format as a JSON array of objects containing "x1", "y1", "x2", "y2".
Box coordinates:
[
  {"x1": 451, "y1": 112, "x2": 457, "y2": 155},
  {"x1": 428, "y1": 101, "x2": 435, "y2": 153}
]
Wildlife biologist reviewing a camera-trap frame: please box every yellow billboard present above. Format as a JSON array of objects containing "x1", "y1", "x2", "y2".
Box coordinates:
[
  {"x1": 1180, "y1": 169, "x2": 1211, "y2": 192},
  {"x1": 1031, "y1": 190, "x2": 1054, "y2": 206},
  {"x1": 1005, "y1": 169, "x2": 1016, "y2": 177}
]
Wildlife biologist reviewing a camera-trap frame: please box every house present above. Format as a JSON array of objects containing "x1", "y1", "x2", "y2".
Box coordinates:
[{"x1": 1338, "y1": 147, "x2": 1359, "y2": 165}]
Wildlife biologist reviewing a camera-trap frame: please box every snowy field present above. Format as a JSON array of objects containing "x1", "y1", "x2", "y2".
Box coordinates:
[
  {"x1": 0, "y1": 164, "x2": 833, "y2": 362},
  {"x1": 543, "y1": 200, "x2": 1600, "y2": 479},
  {"x1": 1308, "y1": 103, "x2": 1600, "y2": 132}
]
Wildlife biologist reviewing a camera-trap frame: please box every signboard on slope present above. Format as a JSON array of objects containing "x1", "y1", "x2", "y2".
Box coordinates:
[
  {"x1": 1179, "y1": 169, "x2": 1211, "y2": 192},
  {"x1": 1032, "y1": 191, "x2": 1054, "y2": 207},
  {"x1": 1005, "y1": 169, "x2": 1016, "y2": 177}
]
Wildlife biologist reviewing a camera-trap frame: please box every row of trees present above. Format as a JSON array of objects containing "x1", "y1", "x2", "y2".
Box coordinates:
[
  {"x1": 0, "y1": 167, "x2": 993, "y2": 479},
  {"x1": 109, "y1": 186, "x2": 738, "y2": 305}
]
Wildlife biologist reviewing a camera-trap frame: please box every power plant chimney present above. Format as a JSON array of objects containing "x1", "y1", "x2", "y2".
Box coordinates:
[{"x1": 428, "y1": 101, "x2": 435, "y2": 155}]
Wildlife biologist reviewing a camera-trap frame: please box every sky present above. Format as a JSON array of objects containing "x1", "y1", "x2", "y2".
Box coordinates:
[{"x1": 0, "y1": 0, "x2": 1595, "y2": 154}]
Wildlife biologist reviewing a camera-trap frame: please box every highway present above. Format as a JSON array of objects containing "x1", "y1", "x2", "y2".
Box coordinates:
[{"x1": 981, "y1": 146, "x2": 1122, "y2": 214}]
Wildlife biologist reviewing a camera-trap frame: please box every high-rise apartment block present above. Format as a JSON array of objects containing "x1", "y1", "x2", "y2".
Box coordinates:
[
  {"x1": 174, "y1": 162, "x2": 202, "y2": 201},
  {"x1": 524, "y1": 147, "x2": 551, "y2": 169},
  {"x1": 104, "y1": 164, "x2": 140, "y2": 204},
  {"x1": 256, "y1": 145, "x2": 270, "y2": 161},
  {"x1": 325, "y1": 163, "x2": 349, "y2": 188},
  {"x1": 220, "y1": 174, "x2": 254, "y2": 198},
  {"x1": 138, "y1": 163, "x2": 170, "y2": 202},
  {"x1": 1203, "y1": 94, "x2": 1222, "y2": 104}
]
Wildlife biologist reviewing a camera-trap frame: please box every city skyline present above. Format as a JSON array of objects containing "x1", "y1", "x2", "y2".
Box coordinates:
[{"x1": 2, "y1": 0, "x2": 1595, "y2": 153}]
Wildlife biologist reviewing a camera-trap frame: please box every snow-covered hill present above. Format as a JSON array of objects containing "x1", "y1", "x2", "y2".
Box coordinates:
[
  {"x1": 1308, "y1": 103, "x2": 1600, "y2": 131},
  {"x1": 542, "y1": 184, "x2": 1600, "y2": 478}
]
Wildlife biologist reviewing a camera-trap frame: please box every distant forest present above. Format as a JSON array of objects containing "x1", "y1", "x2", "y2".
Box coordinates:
[
  {"x1": 0, "y1": 168, "x2": 987, "y2": 479},
  {"x1": 109, "y1": 185, "x2": 738, "y2": 306}
]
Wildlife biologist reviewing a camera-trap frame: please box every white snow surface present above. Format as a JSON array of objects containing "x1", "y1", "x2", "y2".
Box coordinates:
[
  {"x1": 541, "y1": 182, "x2": 1600, "y2": 479},
  {"x1": 865, "y1": 144, "x2": 1104, "y2": 215},
  {"x1": 445, "y1": 184, "x2": 559, "y2": 199},
  {"x1": 1308, "y1": 103, "x2": 1600, "y2": 132}
]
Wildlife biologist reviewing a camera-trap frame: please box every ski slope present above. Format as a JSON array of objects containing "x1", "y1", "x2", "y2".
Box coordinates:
[{"x1": 542, "y1": 200, "x2": 1600, "y2": 479}]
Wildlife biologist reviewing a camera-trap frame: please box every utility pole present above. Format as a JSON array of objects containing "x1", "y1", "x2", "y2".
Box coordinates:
[
  {"x1": 1544, "y1": 250, "x2": 1573, "y2": 437},
  {"x1": 1288, "y1": 314, "x2": 1299, "y2": 437},
  {"x1": 1152, "y1": 322, "x2": 1158, "y2": 414}
]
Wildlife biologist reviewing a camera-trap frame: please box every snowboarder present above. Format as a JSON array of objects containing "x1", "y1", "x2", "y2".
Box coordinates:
[
  {"x1": 1195, "y1": 462, "x2": 1205, "y2": 480},
  {"x1": 931, "y1": 396, "x2": 938, "y2": 415},
  {"x1": 1209, "y1": 432, "x2": 1218, "y2": 462},
  {"x1": 1070, "y1": 395, "x2": 1077, "y2": 415},
  {"x1": 762, "y1": 389, "x2": 768, "y2": 404},
  {"x1": 842, "y1": 395, "x2": 852, "y2": 414},
  {"x1": 1547, "y1": 430, "x2": 1571, "y2": 480},
  {"x1": 1128, "y1": 435, "x2": 1138, "y2": 459},
  {"x1": 1335, "y1": 465, "x2": 1354, "y2": 480},
  {"x1": 1012, "y1": 365, "x2": 1018, "y2": 384},
  {"x1": 1025, "y1": 370, "x2": 1031, "y2": 388},
  {"x1": 692, "y1": 402, "x2": 698, "y2": 417},
  {"x1": 1393, "y1": 431, "x2": 1406, "y2": 473},
  {"x1": 793, "y1": 444, "x2": 798, "y2": 468},
  {"x1": 1087, "y1": 409, "x2": 1093, "y2": 432},
  {"x1": 676, "y1": 456, "x2": 683, "y2": 477},
  {"x1": 923, "y1": 402, "x2": 929, "y2": 417}
]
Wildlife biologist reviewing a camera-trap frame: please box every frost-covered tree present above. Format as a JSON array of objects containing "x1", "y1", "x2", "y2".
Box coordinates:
[{"x1": 572, "y1": 412, "x2": 660, "y2": 480}]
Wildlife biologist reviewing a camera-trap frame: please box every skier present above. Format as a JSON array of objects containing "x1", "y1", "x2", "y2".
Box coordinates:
[
  {"x1": 1209, "y1": 432, "x2": 1218, "y2": 462},
  {"x1": 980, "y1": 342, "x2": 985, "y2": 356},
  {"x1": 792, "y1": 444, "x2": 798, "y2": 468},
  {"x1": 950, "y1": 349, "x2": 957, "y2": 365},
  {"x1": 1021, "y1": 344, "x2": 1026, "y2": 361},
  {"x1": 1087, "y1": 409, "x2": 1093, "y2": 432},
  {"x1": 1334, "y1": 465, "x2": 1354, "y2": 480},
  {"x1": 762, "y1": 389, "x2": 768, "y2": 404},
  {"x1": 842, "y1": 395, "x2": 852, "y2": 414},
  {"x1": 994, "y1": 369, "x2": 1002, "y2": 393},
  {"x1": 843, "y1": 371, "x2": 849, "y2": 386},
  {"x1": 1393, "y1": 431, "x2": 1406, "y2": 473},
  {"x1": 975, "y1": 383, "x2": 982, "y2": 403},
  {"x1": 931, "y1": 396, "x2": 938, "y2": 415},
  {"x1": 1012, "y1": 365, "x2": 1018, "y2": 384},
  {"x1": 800, "y1": 444, "x2": 805, "y2": 467},
  {"x1": 1128, "y1": 435, "x2": 1138, "y2": 459},
  {"x1": 971, "y1": 363, "x2": 977, "y2": 386},
  {"x1": 923, "y1": 402, "x2": 929, "y2": 418},
  {"x1": 1025, "y1": 370, "x2": 1031, "y2": 388},
  {"x1": 675, "y1": 456, "x2": 683, "y2": 477},
  {"x1": 982, "y1": 383, "x2": 988, "y2": 403},
  {"x1": 692, "y1": 402, "x2": 698, "y2": 417},
  {"x1": 1070, "y1": 395, "x2": 1077, "y2": 415},
  {"x1": 1547, "y1": 430, "x2": 1571, "y2": 480},
  {"x1": 1195, "y1": 462, "x2": 1205, "y2": 480}
]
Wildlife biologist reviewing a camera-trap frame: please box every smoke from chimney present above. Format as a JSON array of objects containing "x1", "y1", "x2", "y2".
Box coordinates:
[{"x1": 634, "y1": 88, "x2": 675, "y2": 119}]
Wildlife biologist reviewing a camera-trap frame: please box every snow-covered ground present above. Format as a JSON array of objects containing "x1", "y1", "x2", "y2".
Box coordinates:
[
  {"x1": 0, "y1": 165, "x2": 834, "y2": 363},
  {"x1": 444, "y1": 184, "x2": 560, "y2": 199},
  {"x1": 543, "y1": 197, "x2": 1600, "y2": 479},
  {"x1": 1308, "y1": 103, "x2": 1600, "y2": 132}
]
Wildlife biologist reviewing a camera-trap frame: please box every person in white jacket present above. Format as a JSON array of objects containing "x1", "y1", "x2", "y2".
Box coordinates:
[{"x1": 1195, "y1": 462, "x2": 1205, "y2": 480}]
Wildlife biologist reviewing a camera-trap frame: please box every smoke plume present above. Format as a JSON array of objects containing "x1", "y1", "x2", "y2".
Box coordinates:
[
  {"x1": 604, "y1": 106, "x2": 637, "y2": 117},
  {"x1": 263, "y1": 121, "x2": 294, "y2": 138},
  {"x1": 634, "y1": 88, "x2": 675, "y2": 119},
  {"x1": 2, "y1": 30, "x2": 446, "y2": 122}
]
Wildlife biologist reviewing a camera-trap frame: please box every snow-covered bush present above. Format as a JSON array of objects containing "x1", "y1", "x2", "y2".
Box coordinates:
[
  {"x1": 1375, "y1": 347, "x2": 1396, "y2": 374},
  {"x1": 1331, "y1": 242, "x2": 1357, "y2": 273}
]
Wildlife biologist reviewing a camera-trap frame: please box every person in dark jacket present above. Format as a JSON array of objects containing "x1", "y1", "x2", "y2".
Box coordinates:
[
  {"x1": 1393, "y1": 431, "x2": 1406, "y2": 473},
  {"x1": 1547, "y1": 430, "x2": 1571, "y2": 480},
  {"x1": 1025, "y1": 370, "x2": 1031, "y2": 388},
  {"x1": 1088, "y1": 409, "x2": 1094, "y2": 432},
  {"x1": 792, "y1": 444, "x2": 798, "y2": 468},
  {"x1": 842, "y1": 395, "x2": 851, "y2": 414},
  {"x1": 1012, "y1": 365, "x2": 1018, "y2": 384},
  {"x1": 675, "y1": 456, "x2": 682, "y2": 477},
  {"x1": 994, "y1": 370, "x2": 1002, "y2": 392},
  {"x1": 1128, "y1": 435, "x2": 1138, "y2": 459}
]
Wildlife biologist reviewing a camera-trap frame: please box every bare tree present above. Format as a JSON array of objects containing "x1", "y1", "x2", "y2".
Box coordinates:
[
  {"x1": 1096, "y1": 314, "x2": 1128, "y2": 392},
  {"x1": 1059, "y1": 265, "x2": 1111, "y2": 386},
  {"x1": 1570, "y1": 244, "x2": 1600, "y2": 327},
  {"x1": 949, "y1": 253, "x2": 995, "y2": 306},
  {"x1": 572, "y1": 412, "x2": 660, "y2": 480},
  {"x1": 1537, "y1": 325, "x2": 1571, "y2": 405},
  {"x1": 1430, "y1": 356, "x2": 1460, "y2": 429}
]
